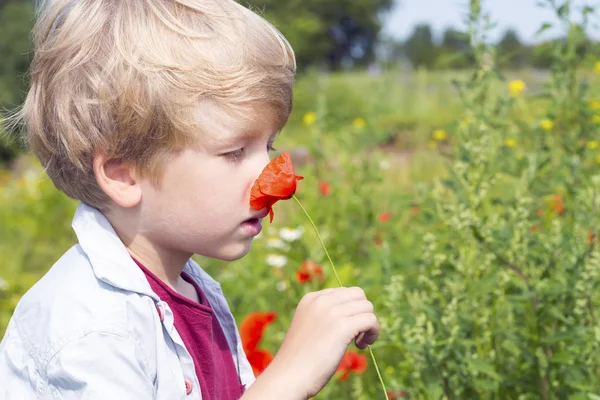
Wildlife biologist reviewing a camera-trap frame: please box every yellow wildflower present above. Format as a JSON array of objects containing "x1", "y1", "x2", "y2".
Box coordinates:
[
  {"x1": 588, "y1": 141, "x2": 599, "y2": 150},
  {"x1": 433, "y1": 129, "x2": 448, "y2": 141},
  {"x1": 509, "y1": 80, "x2": 526, "y2": 97},
  {"x1": 352, "y1": 117, "x2": 366, "y2": 128},
  {"x1": 596, "y1": 154, "x2": 600, "y2": 164},
  {"x1": 589, "y1": 99, "x2": 600, "y2": 111},
  {"x1": 385, "y1": 366, "x2": 395, "y2": 375},
  {"x1": 302, "y1": 112, "x2": 317, "y2": 126},
  {"x1": 505, "y1": 138, "x2": 517, "y2": 148},
  {"x1": 539, "y1": 119, "x2": 554, "y2": 131},
  {"x1": 516, "y1": 153, "x2": 525, "y2": 160},
  {"x1": 459, "y1": 116, "x2": 473, "y2": 128},
  {"x1": 595, "y1": 61, "x2": 600, "y2": 73}
]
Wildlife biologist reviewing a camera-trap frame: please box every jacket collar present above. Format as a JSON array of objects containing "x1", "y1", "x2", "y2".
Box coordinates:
[
  {"x1": 72, "y1": 203, "x2": 160, "y2": 298},
  {"x1": 72, "y1": 203, "x2": 222, "y2": 299}
]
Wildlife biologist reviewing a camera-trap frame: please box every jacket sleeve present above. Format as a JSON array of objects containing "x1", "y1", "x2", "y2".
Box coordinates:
[
  {"x1": 43, "y1": 330, "x2": 155, "y2": 399},
  {"x1": 0, "y1": 319, "x2": 40, "y2": 400}
]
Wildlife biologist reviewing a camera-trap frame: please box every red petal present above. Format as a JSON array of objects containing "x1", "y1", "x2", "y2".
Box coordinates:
[
  {"x1": 246, "y1": 349, "x2": 274, "y2": 376},
  {"x1": 239, "y1": 312, "x2": 277, "y2": 353},
  {"x1": 249, "y1": 152, "x2": 304, "y2": 220}
]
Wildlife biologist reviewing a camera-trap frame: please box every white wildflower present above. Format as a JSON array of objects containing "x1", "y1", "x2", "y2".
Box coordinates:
[
  {"x1": 276, "y1": 281, "x2": 288, "y2": 292},
  {"x1": 379, "y1": 159, "x2": 391, "y2": 170},
  {"x1": 266, "y1": 238, "x2": 287, "y2": 249},
  {"x1": 279, "y1": 226, "x2": 304, "y2": 242},
  {"x1": 266, "y1": 254, "x2": 288, "y2": 268},
  {"x1": 0, "y1": 276, "x2": 8, "y2": 291}
]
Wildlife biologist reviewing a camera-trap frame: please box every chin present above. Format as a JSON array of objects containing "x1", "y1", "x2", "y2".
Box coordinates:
[{"x1": 208, "y1": 242, "x2": 253, "y2": 262}]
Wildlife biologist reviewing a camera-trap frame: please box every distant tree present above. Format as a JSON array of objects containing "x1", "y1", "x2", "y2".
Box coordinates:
[
  {"x1": 497, "y1": 29, "x2": 529, "y2": 68},
  {"x1": 404, "y1": 24, "x2": 436, "y2": 69},
  {"x1": 436, "y1": 27, "x2": 474, "y2": 69},
  {"x1": 0, "y1": 0, "x2": 35, "y2": 163},
  {"x1": 531, "y1": 40, "x2": 557, "y2": 69},
  {"x1": 247, "y1": 0, "x2": 394, "y2": 70}
]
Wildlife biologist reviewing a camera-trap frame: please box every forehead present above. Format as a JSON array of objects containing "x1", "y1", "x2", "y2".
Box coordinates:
[{"x1": 195, "y1": 101, "x2": 284, "y2": 148}]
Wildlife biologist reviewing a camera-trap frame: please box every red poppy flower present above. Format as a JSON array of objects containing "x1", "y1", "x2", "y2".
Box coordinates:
[
  {"x1": 373, "y1": 231, "x2": 385, "y2": 247},
  {"x1": 530, "y1": 224, "x2": 540, "y2": 233},
  {"x1": 245, "y1": 348, "x2": 274, "y2": 377},
  {"x1": 250, "y1": 152, "x2": 304, "y2": 222},
  {"x1": 379, "y1": 211, "x2": 391, "y2": 223},
  {"x1": 336, "y1": 350, "x2": 368, "y2": 381},
  {"x1": 240, "y1": 312, "x2": 277, "y2": 376},
  {"x1": 387, "y1": 389, "x2": 408, "y2": 399},
  {"x1": 588, "y1": 230, "x2": 596, "y2": 245},
  {"x1": 550, "y1": 195, "x2": 565, "y2": 216},
  {"x1": 319, "y1": 181, "x2": 331, "y2": 196},
  {"x1": 240, "y1": 312, "x2": 276, "y2": 353},
  {"x1": 296, "y1": 260, "x2": 325, "y2": 284}
]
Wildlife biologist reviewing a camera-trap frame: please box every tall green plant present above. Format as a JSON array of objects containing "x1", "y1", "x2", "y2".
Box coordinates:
[{"x1": 381, "y1": 1, "x2": 600, "y2": 398}]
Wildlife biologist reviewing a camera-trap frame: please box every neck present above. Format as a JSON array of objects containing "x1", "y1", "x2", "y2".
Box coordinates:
[{"x1": 106, "y1": 210, "x2": 191, "y2": 288}]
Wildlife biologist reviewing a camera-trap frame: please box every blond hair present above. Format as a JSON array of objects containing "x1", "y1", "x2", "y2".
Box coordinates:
[{"x1": 9, "y1": 0, "x2": 296, "y2": 210}]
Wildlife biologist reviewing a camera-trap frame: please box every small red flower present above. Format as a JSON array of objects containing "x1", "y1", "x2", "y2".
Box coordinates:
[
  {"x1": 319, "y1": 181, "x2": 331, "y2": 196},
  {"x1": 530, "y1": 224, "x2": 540, "y2": 233},
  {"x1": 373, "y1": 231, "x2": 385, "y2": 247},
  {"x1": 296, "y1": 260, "x2": 325, "y2": 284},
  {"x1": 250, "y1": 152, "x2": 304, "y2": 223},
  {"x1": 550, "y1": 195, "x2": 565, "y2": 216},
  {"x1": 387, "y1": 389, "x2": 408, "y2": 399},
  {"x1": 240, "y1": 312, "x2": 277, "y2": 376},
  {"x1": 588, "y1": 230, "x2": 596, "y2": 245},
  {"x1": 336, "y1": 350, "x2": 368, "y2": 381},
  {"x1": 379, "y1": 211, "x2": 391, "y2": 223}
]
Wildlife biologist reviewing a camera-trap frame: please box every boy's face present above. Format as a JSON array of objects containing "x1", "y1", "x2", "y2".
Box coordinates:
[{"x1": 136, "y1": 106, "x2": 281, "y2": 261}]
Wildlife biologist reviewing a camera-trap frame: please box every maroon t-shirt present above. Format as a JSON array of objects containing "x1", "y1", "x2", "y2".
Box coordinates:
[{"x1": 134, "y1": 259, "x2": 245, "y2": 399}]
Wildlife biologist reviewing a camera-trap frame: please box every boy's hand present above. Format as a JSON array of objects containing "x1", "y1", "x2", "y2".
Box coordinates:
[{"x1": 243, "y1": 287, "x2": 379, "y2": 400}]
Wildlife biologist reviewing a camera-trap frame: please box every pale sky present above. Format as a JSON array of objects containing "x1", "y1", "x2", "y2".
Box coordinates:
[{"x1": 382, "y1": 0, "x2": 600, "y2": 44}]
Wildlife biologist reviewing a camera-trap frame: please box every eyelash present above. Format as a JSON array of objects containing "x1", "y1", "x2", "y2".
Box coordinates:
[{"x1": 223, "y1": 143, "x2": 277, "y2": 162}]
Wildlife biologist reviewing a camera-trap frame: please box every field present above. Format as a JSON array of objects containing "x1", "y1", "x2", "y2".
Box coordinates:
[{"x1": 2, "y1": 60, "x2": 600, "y2": 399}]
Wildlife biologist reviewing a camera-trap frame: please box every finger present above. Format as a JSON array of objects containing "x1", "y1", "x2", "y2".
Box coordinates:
[
  {"x1": 320, "y1": 286, "x2": 367, "y2": 305},
  {"x1": 352, "y1": 315, "x2": 380, "y2": 349},
  {"x1": 331, "y1": 299, "x2": 374, "y2": 317}
]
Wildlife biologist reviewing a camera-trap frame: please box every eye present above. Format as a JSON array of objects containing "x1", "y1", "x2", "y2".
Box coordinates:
[{"x1": 223, "y1": 148, "x2": 244, "y2": 161}]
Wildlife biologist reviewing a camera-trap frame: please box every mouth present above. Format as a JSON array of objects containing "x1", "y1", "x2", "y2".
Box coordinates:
[
  {"x1": 248, "y1": 208, "x2": 270, "y2": 221},
  {"x1": 241, "y1": 217, "x2": 263, "y2": 236}
]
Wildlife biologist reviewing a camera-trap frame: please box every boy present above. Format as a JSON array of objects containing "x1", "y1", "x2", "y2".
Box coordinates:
[{"x1": 0, "y1": 0, "x2": 380, "y2": 399}]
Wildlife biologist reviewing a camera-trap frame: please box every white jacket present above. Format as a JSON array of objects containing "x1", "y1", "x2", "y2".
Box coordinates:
[{"x1": 0, "y1": 203, "x2": 255, "y2": 399}]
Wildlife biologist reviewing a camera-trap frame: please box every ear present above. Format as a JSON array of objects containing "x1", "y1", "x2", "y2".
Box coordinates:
[{"x1": 93, "y1": 152, "x2": 142, "y2": 208}]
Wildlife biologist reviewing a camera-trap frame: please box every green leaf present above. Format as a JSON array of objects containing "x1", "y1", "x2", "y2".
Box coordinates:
[
  {"x1": 425, "y1": 382, "x2": 444, "y2": 400},
  {"x1": 501, "y1": 340, "x2": 521, "y2": 357},
  {"x1": 557, "y1": 2, "x2": 570, "y2": 18},
  {"x1": 549, "y1": 351, "x2": 575, "y2": 365},
  {"x1": 466, "y1": 358, "x2": 502, "y2": 381},
  {"x1": 536, "y1": 23, "x2": 553, "y2": 37}
]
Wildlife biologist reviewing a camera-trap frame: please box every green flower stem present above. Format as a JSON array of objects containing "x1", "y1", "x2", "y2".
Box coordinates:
[{"x1": 292, "y1": 195, "x2": 389, "y2": 400}]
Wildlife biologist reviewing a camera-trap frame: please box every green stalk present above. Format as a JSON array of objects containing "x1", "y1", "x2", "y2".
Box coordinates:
[{"x1": 292, "y1": 195, "x2": 389, "y2": 400}]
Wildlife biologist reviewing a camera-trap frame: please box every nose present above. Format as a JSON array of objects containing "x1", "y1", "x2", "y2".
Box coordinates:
[
  {"x1": 247, "y1": 151, "x2": 272, "y2": 196},
  {"x1": 254, "y1": 151, "x2": 272, "y2": 178}
]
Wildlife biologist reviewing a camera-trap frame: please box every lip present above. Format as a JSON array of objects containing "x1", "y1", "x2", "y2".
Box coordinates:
[{"x1": 248, "y1": 208, "x2": 270, "y2": 220}]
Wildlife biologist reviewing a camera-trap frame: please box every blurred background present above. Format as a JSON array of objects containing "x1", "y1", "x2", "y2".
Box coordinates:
[{"x1": 2, "y1": 1, "x2": 600, "y2": 398}]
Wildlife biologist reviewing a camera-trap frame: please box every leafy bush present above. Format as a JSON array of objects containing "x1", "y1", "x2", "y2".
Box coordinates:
[{"x1": 2, "y1": 1, "x2": 600, "y2": 399}]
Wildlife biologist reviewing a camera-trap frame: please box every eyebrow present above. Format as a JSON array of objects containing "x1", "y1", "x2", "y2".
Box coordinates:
[{"x1": 209, "y1": 129, "x2": 278, "y2": 148}]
